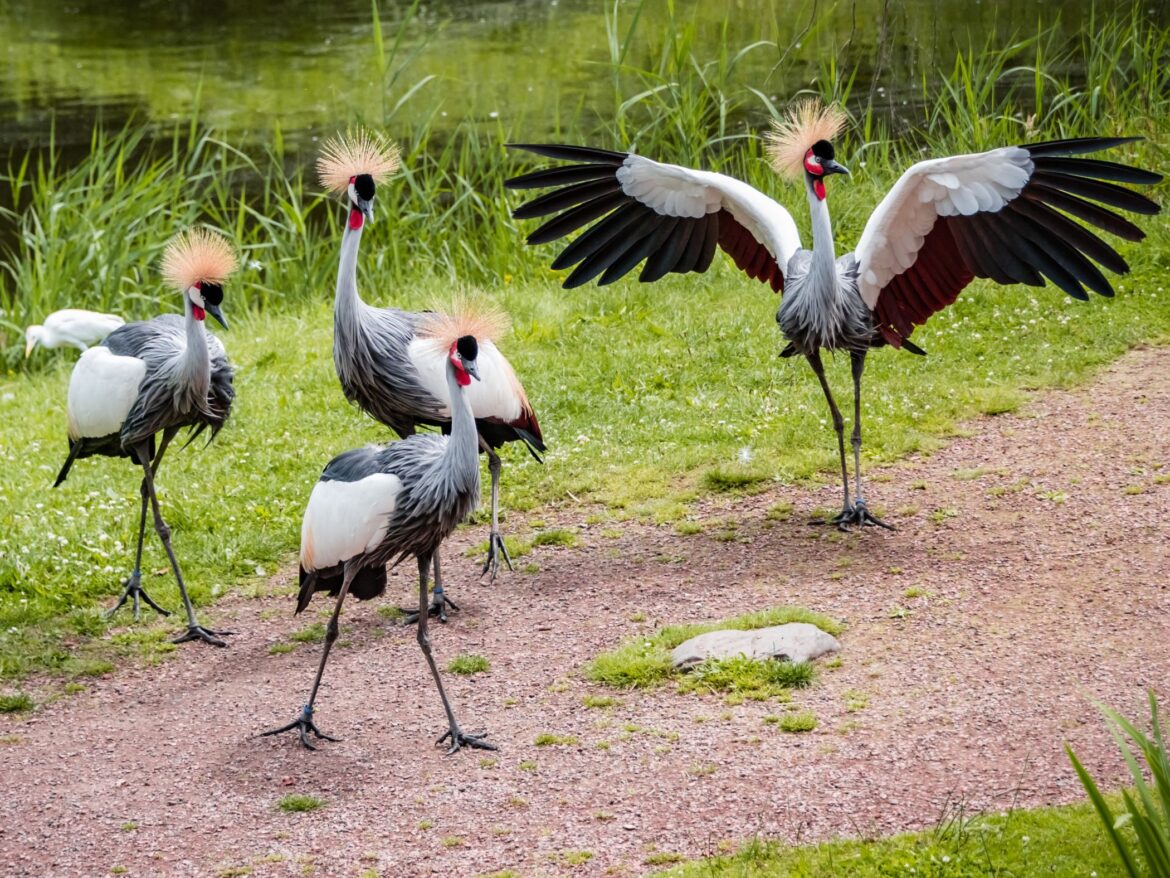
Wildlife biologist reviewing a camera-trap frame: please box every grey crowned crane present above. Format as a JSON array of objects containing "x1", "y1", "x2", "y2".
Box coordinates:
[
  {"x1": 25, "y1": 309, "x2": 125, "y2": 357},
  {"x1": 263, "y1": 324, "x2": 495, "y2": 754},
  {"x1": 320, "y1": 132, "x2": 544, "y2": 619},
  {"x1": 505, "y1": 101, "x2": 1162, "y2": 529},
  {"x1": 53, "y1": 229, "x2": 236, "y2": 645}
]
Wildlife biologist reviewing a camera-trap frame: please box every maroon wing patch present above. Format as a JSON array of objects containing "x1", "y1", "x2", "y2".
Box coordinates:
[
  {"x1": 872, "y1": 218, "x2": 974, "y2": 347},
  {"x1": 717, "y1": 210, "x2": 784, "y2": 293}
]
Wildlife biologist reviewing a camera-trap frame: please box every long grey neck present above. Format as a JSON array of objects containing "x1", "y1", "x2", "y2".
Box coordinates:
[
  {"x1": 335, "y1": 212, "x2": 367, "y2": 338},
  {"x1": 805, "y1": 176, "x2": 840, "y2": 304},
  {"x1": 180, "y1": 296, "x2": 211, "y2": 406},
  {"x1": 443, "y1": 361, "x2": 481, "y2": 492}
]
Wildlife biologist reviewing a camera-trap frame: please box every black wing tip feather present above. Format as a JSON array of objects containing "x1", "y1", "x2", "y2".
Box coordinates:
[{"x1": 506, "y1": 143, "x2": 629, "y2": 164}]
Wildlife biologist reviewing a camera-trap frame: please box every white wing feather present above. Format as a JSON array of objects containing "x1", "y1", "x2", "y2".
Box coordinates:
[
  {"x1": 406, "y1": 338, "x2": 525, "y2": 422},
  {"x1": 854, "y1": 147, "x2": 1033, "y2": 308},
  {"x1": 66, "y1": 347, "x2": 146, "y2": 440},
  {"x1": 300, "y1": 473, "x2": 402, "y2": 571},
  {"x1": 45, "y1": 309, "x2": 125, "y2": 350},
  {"x1": 616, "y1": 155, "x2": 803, "y2": 272}
]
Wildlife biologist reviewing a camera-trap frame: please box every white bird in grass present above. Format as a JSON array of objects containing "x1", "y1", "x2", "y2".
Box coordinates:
[
  {"x1": 319, "y1": 131, "x2": 544, "y2": 622},
  {"x1": 25, "y1": 309, "x2": 125, "y2": 357},
  {"x1": 53, "y1": 229, "x2": 237, "y2": 646},
  {"x1": 263, "y1": 325, "x2": 496, "y2": 754},
  {"x1": 505, "y1": 100, "x2": 1162, "y2": 529}
]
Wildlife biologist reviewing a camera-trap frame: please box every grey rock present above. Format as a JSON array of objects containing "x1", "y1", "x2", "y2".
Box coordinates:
[{"x1": 670, "y1": 623, "x2": 840, "y2": 670}]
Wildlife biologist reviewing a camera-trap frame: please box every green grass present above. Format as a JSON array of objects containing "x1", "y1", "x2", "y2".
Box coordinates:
[
  {"x1": 534, "y1": 732, "x2": 579, "y2": 747},
  {"x1": 276, "y1": 794, "x2": 324, "y2": 813},
  {"x1": 650, "y1": 800, "x2": 1128, "y2": 877},
  {"x1": 775, "y1": 710, "x2": 818, "y2": 733},
  {"x1": 0, "y1": 11, "x2": 1167, "y2": 680},
  {"x1": 676, "y1": 656, "x2": 814, "y2": 701},
  {"x1": 447, "y1": 654, "x2": 490, "y2": 675},
  {"x1": 585, "y1": 606, "x2": 841, "y2": 690},
  {"x1": 0, "y1": 692, "x2": 33, "y2": 713}
]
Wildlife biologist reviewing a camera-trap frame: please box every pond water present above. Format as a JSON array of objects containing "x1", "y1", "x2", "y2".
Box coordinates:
[{"x1": 2, "y1": 0, "x2": 1161, "y2": 158}]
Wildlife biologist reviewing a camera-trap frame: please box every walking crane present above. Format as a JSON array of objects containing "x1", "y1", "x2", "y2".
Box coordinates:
[
  {"x1": 321, "y1": 131, "x2": 543, "y2": 619},
  {"x1": 505, "y1": 102, "x2": 1162, "y2": 528},
  {"x1": 263, "y1": 323, "x2": 496, "y2": 754},
  {"x1": 53, "y1": 229, "x2": 236, "y2": 645}
]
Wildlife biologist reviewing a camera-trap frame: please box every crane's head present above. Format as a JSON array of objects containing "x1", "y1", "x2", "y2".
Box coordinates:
[
  {"x1": 449, "y1": 335, "x2": 481, "y2": 386},
  {"x1": 317, "y1": 130, "x2": 401, "y2": 233},
  {"x1": 24, "y1": 325, "x2": 45, "y2": 358},
  {"x1": 161, "y1": 228, "x2": 237, "y2": 330},
  {"x1": 802, "y1": 139, "x2": 850, "y2": 201},
  {"x1": 188, "y1": 281, "x2": 228, "y2": 329},
  {"x1": 766, "y1": 99, "x2": 849, "y2": 200}
]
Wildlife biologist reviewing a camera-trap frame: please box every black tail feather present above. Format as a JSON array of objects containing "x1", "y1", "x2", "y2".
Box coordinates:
[
  {"x1": 53, "y1": 441, "x2": 82, "y2": 488},
  {"x1": 296, "y1": 564, "x2": 387, "y2": 615}
]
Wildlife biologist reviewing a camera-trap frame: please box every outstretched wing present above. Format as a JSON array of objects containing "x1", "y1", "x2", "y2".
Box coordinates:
[
  {"x1": 506, "y1": 145, "x2": 802, "y2": 292},
  {"x1": 855, "y1": 137, "x2": 1162, "y2": 347}
]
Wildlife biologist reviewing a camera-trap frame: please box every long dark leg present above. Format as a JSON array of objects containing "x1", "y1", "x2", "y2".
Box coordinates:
[
  {"x1": 479, "y1": 439, "x2": 512, "y2": 581},
  {"x1": 416, "y1": 551, "x2": 495, "y2": 755},
  {"x1": 136, "y1": 440, "x2": 230, "y2": 646},
  {"x1": 849, "y1": 351, "x2": 893, "y2": 530},
  {"x1": 806, "y1": 350, "x2": 853, "y2": 528},
  {"x1": 261, "y1": 566, "x2": 353, "y2": 750},
  {"x1": 107, "y1": 431, "x2": 179, "y2": 620}
]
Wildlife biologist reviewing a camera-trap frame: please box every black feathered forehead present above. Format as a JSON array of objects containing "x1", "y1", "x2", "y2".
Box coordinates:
[
  {"x1": 455, "y1": 335, "x2": 478, "y2": 361},
  {"x1": 353, "y1": 173, "x2": 376, "y2": 201},
  {"x1": 810, "y1": 140, "x2": 836, "y2": 160},
  {"x1": 201, "y1": 282, "x2": 224, "y2": 305}
]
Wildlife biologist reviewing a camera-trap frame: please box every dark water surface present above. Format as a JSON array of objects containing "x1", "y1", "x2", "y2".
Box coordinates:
[{"x1": 3, "y1": 0, "x2": 1162, "y2": 156}]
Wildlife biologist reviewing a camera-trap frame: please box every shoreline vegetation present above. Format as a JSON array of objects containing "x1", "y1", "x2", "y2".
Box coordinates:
[{"x1": 0, "y1": 6, "x2": 1165, "y2": 680}]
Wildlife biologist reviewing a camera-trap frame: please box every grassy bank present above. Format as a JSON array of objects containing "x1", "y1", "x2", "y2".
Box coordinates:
[
  {"x1": 0, "y1": 10, "x2": 1167, "y2": 680},
  {"x1": 650, "y1": 799, "x2": 1126, "y2": 877}
]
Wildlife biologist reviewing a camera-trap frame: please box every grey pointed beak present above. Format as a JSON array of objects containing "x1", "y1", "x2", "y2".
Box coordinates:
[
  {"x1": 463, "y1": 359, "x2": 481, "y2": 381},
  {"x1": 205, "y1": 302, "x2": 229, "y2": 330},
  {"x1": 24, "y1": 338, "x2": 36, "y2": 358},
  {"x1": 823, "y1": 159, "x2": 850, "y2": 177},
  {"x1": 357, "y1": 197, "x2": 375, "y2": 224}
]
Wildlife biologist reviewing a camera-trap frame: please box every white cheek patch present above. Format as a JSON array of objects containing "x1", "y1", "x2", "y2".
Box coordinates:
[{"x1": 189, "y1": 287, "x2": 206, "y2": 309}]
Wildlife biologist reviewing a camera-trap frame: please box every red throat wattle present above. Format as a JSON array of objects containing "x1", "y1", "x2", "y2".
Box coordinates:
[
  {"x1": 192, "y1": 305, "x2": 206, "y2": 321},
  {"x1": 450, "y1": 351, "x2": 471, "y2": 386},
  {"x1": 813, "y1": 178, "x2": 826, "y2": 201},
  {"x1": 349, "y1": 209, "x2": 364, "y2": 231}
]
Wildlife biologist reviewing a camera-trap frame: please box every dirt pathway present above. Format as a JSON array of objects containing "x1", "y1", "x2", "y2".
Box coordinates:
[{"x1": 2, "y1": 346, "x2": 1168, "y2": 878}]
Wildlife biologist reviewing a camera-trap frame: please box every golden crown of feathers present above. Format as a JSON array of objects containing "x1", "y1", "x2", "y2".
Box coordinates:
[
  {"x1": 317, "y1": 129, "x2": 402, "y2": 193},
  {"x1": 161, "y1": 228, "x2": 237, "y2": 291},
  {"x1": 765, "y1": 99, "x2": 849, "y2": 180}
]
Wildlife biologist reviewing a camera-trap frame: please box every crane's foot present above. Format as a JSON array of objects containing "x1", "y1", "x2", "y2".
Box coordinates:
[
  {"x1": 401, "y1": 586, "x2": 460, "y2": 625},
  {"x1": 172, "y1": 624, "x2": 233, "y2": 647},
  {"x1": 817, "y1": 499, "x2": 894, "y2": 532},
  {"x1": 261, "y1": 705, "x2": 339, "y2": 751},
  {"x1": 480, "y1": 531, "x2": 513, "y2": 583},
  {"x1": 106, "y1": 574, "x2": 171, "y2": 622},
  {"x1": 436, "y1": 724, "x2": 496, "y2": 756}
]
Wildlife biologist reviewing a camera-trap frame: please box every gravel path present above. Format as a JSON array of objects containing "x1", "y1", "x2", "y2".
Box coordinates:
[{"x1": 2, "y1": 346, "x2": 1168, "y2": 878}]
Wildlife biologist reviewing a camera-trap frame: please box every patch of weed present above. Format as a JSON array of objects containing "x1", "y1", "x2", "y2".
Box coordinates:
[
  {"x1": 277, "y1": 794, "x2": 324, "y2": 813},
  {"x1": 447, "y1": 654, "x2": 490, "y2": 675}
]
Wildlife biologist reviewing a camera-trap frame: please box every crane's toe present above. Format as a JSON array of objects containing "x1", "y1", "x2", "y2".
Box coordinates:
[
  {"x1": 437, "y1": 725, "x2": 496, "y2": 755},
  {"x1": 401, "y1": 586, "x2": 460, "y2": 625},
  {"x1": 829, "y1": 499, "x2": 894, "y2": 532},
  {"x1": 480, "y1": 532, "x2": 514, "y2": 582},
  {"x1": 106, "y1": 575, "x2": 171, "y2": 621},
  {"x1": 260, "y1": 706, "x2": 340, "y2": 751},
  {"x1": 172, "y1": 625, "x2": 233, "y2": 647}
]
